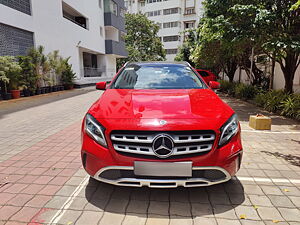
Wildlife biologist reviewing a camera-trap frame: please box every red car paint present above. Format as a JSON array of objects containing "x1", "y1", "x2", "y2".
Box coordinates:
[
  {"x1": 81, "y1": 62, "x2": 242, "y2": 187},
  {"x1": 196, "y1": 69, "x2": 217, "y2": 84}
]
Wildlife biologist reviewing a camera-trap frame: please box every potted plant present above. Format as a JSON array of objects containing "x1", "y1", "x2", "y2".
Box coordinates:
[
  {"x1": 18, "y1": 56, "x2": 38, "y2": 98},
  {"x1": 61, "y1": 58, "x2": 76, "y2": 90},
  {"x1": 0, "y1": 56, "x2": 22, "y2": 99},
  {"x1": 0, "y1": 79, "x2": 11, "y2": 100}
]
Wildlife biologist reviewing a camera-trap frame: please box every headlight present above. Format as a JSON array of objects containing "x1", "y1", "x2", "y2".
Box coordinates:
[
  {"x1": 84, "y1": 114, "x2": 107, "y2": 148},
  {"x1": 218, "y1": 114, "x2": 239, "y2": 147}
]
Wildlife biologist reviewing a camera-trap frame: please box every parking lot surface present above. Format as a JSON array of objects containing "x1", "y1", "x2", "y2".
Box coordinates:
[{"x1": 0, "y1": 89, "x2": 299, "y2": 225}]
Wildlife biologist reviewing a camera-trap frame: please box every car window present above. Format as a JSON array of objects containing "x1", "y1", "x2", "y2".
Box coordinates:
[
  {"x1": 111, "y1": 64, "x2": 206, "y2": 89},
  {"x1": 199, "y1": 71, "x2": 209, "y2": 77}
]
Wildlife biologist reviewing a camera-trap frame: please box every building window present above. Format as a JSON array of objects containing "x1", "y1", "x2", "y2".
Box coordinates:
[
  {"x1": 166, "y1": 49, "x2": 178, "y2": 54},
  {"x1": 184, "y1": 21, "x2": 195, "y2": 29},
  {"x1": 163, "y1": 7, "x2": 180, "y2": 15},
  {"x1": 163, "y1": 35, "x2": 180, "y2": 42},
  {"x1": 185, "y1": 7, "x2": 195, "y2": 15},
  {"x1": 99, "y1": 0, "x2": 102, "y2": 8},
  {"x1": 120, "y1": 8, "x2": 126, "y2": 17},
  {"x1": 110, "y1": 0, "x2": 118, "y2": 15},
  {"x1": 146, "y1": 10, "x2": 161, "y2": 17},
  {"x1": 0, "y1": 0, "x2": 31, "y2": 15},
  {"x1": 163, "y1": 21, "x2": 180, "y2": 28},
  {"x1": 105, "y1": 0, "x2": 118, "y2": 15},
  {"x1": 62, "y1": 2, "x2": 88, "y2": 29}
]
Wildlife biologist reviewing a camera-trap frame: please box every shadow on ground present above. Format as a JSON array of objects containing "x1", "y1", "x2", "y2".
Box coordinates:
[
  {"x1": 84, "y1": 177, "x2": 245, "y2": 220},
  {"x1": 262, "y1": 151, "x2": 300, "y2": 167}
]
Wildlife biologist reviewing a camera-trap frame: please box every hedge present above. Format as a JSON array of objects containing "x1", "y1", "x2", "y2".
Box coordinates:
[{"x1": 219, "y1": 80, "x2": 300, "y2": 121}]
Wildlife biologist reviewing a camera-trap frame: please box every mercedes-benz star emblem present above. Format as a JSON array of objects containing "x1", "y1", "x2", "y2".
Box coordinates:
[
  {"x1": 152, "y1": 134, "x2": 174, "y2": 158},
  {"x1": 159, "y1": 120, "x2": 167, "y2": 125}
]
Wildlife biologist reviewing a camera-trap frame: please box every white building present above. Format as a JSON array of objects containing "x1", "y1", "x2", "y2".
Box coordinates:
[
  {"x1": 125, "y1": 0, "x2": 204, "y2": 61},
  {"x1": 0, "y1": 0, "x2": 127, "y2": 85}
]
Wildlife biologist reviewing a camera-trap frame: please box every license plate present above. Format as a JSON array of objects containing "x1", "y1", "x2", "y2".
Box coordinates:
[{"x1": 134, "y1": 161, "x2": 192, "y2": 177}]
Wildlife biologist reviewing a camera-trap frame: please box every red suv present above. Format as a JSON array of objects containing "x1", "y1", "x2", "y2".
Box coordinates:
[
  {"x1": 81, "y1": 62, "x2": 242, "y2": 188},
  {"x1": 196, "y1": 69, "x2": 217, "y2": 84}
]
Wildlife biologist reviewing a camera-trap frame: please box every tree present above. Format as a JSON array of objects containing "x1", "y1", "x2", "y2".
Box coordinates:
[
  {"x1": 27, "y1": 45, "x2": 50, "y2": 88},
  {"x1": 117, "y1": 13, "x2": 166, "y2": 68},
  {"x1": 188, "y1": 0, "x2": 300, "y2": 92},
  {"x1": 17, "y1": 56, "x2": 37, "y2": 92},
  {"x1": 175, "y1": 30, "x2": 197, "y2": 67}
]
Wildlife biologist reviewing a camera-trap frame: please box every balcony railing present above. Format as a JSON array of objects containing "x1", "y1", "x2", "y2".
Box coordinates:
[{"x1": 83, "y1": 67, "x2": 106, "y2": 77}]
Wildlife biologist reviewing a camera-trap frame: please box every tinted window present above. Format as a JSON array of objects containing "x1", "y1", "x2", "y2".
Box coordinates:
[
  {"x1": 111, "y1": 64, "x2": 206, "y2": 89},
  {"x1": 199, "y1": 71, "x2": 209, "y2": 77}
]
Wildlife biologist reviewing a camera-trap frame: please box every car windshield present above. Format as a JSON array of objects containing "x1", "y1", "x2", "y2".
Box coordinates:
[{"x1": 111, "y1": 64, "x2": 206, "y2": 89}]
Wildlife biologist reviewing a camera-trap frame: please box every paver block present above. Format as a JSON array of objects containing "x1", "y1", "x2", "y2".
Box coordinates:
[
  {"x1": 191, "y1": 203, "x2": 213, "y2": 217},
  {"x1": 234, "y1": 205, "x2": 260, "y2": 220},
  {"x1": 127, "y1": 200, "x2": 149, "y2": 214},
  {"x1": 146, "y1": 215, "x2": 169, "y2": 225},
  {"x1": 169, "y1": 216, "x2": 193, "y2": 225},
  {"x1": 170, "y1": 202, "x2": 191, "y2": 217},
  {"x1": 75, "y1": 210, "x2": 103, "y2": 225},
  {"x1": 213, "y1": 205, "x2": 237, "y2": 219},
  {"x1": 216, "y1": 219, "x2": 241, "y2": 225},
  {"x1": 268, "y1": 195, "x2": 295, "y2": 208},
  {"x1": 148, "y1": 201, "x2": 169, "y2": 216},
  {"x1": 193, "y1": 217, "x2": 217, "y2": 225},
  {"x1": 122, "y1": 213, "x2": 147, "y2": 225},
  {"x1": 256, "y1": 207, "x2": 283, "y2": 221},
  {"x1": 278, "y1": 208, "x2": 300, "y2": 222},
  {"x1": 99, "y1": 212, "x2": 125, "y2": 225},
  {"x1": 58, "y1": 209, "x2": 82, "y2": 225}
]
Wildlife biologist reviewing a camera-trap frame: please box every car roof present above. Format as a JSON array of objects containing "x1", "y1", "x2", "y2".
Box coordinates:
[{"x1": 126, "y1": 61, "x2": 191, "y2": 67}]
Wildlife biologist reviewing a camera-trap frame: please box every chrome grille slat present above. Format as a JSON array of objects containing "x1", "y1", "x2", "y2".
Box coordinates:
[
  {"x1": 113, "y1": 144, "x2": 153, "y2": 155},
  {"x1": 111, "y1": 131, "x2": 215, "y2": 158},
  {"x1": 111, "y1": 134, "x2": 215, "y2": 143}
]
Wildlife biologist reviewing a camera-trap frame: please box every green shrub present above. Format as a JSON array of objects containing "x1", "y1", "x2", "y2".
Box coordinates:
[
  {"x1": 263, "y1": 90, "x2": 288, "y2": 113},
  {"x1": 219, "y1": 79, "x2": 300, "y2": 121},
  {"x1": 254, "y1": 92, "x2": 267, "y2": 107},
  {"x1": 234, "y1": 83, "x2": 257, "y2": 100},
  {"x1": 219, "y1": 80, "x2": 236, "y2": 96},
  {"x1": 280, "y1": 94, "x2": 300, "y2": 119}
]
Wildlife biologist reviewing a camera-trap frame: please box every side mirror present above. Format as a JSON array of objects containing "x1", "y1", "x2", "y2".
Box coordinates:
[
  {"x1": 96, "y1": 82, "x2": 107, "y2": 90},
  {"x1": 209, "y1": 81, "x2": 220, "y2": 90}
]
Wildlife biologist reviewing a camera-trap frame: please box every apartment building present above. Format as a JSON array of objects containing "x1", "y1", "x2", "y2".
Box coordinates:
[
  {"x1": 125, "y1": 0, "x2": 204, "y2": 61},
  {"x1": 0, "y1": 0, "x2": 127, "y2": 85}
]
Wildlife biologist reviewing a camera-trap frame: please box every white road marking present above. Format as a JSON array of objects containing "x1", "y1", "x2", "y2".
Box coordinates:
[
  {"x1": 241, "y1": 129, "x2": 300, "y2": 134},
  {"x1": 49, "y1": 175, "x2": 89, "y2": 224},
  {"x1": 235, "y1": 176, "x2": 300, "y2": 185}
]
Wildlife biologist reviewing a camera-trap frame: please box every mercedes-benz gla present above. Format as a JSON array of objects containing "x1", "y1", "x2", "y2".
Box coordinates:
[{"x1": 81, "y1": 62, "x2": 242, "y2": 188}]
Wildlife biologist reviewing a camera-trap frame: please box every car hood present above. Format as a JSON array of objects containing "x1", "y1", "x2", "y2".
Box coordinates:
[{"x1": 89, "y1": 89, "x2": 234, "y2": 121}]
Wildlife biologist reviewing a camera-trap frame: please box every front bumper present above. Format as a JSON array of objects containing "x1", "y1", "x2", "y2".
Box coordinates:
[{"x1": 93, "y1": 166, "x2": 232, "y2": 188}]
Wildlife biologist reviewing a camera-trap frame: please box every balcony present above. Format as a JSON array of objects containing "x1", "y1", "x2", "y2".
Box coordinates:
[
  {"x1": 83, "y1": 67, "x2": 106, "y2": 77},
  {"x1": 104, "y1": 13, "x2": 126, "y2": 32},
  {"x1": 105, "y1": 40, "x2": 128, "y2": 57}
]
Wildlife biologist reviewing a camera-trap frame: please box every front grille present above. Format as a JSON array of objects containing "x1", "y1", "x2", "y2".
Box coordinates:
[
  {"x1": 110, "y1": 130, "x2": 215, "y2": 159},
  {"x1": 99, "y1": 168, "x2": 226, "y2": 181}
]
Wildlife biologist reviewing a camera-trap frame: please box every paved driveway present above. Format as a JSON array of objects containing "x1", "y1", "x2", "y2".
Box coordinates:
[{"x1": 0, "y1": 89, "x2": 299, "y2": 225}]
